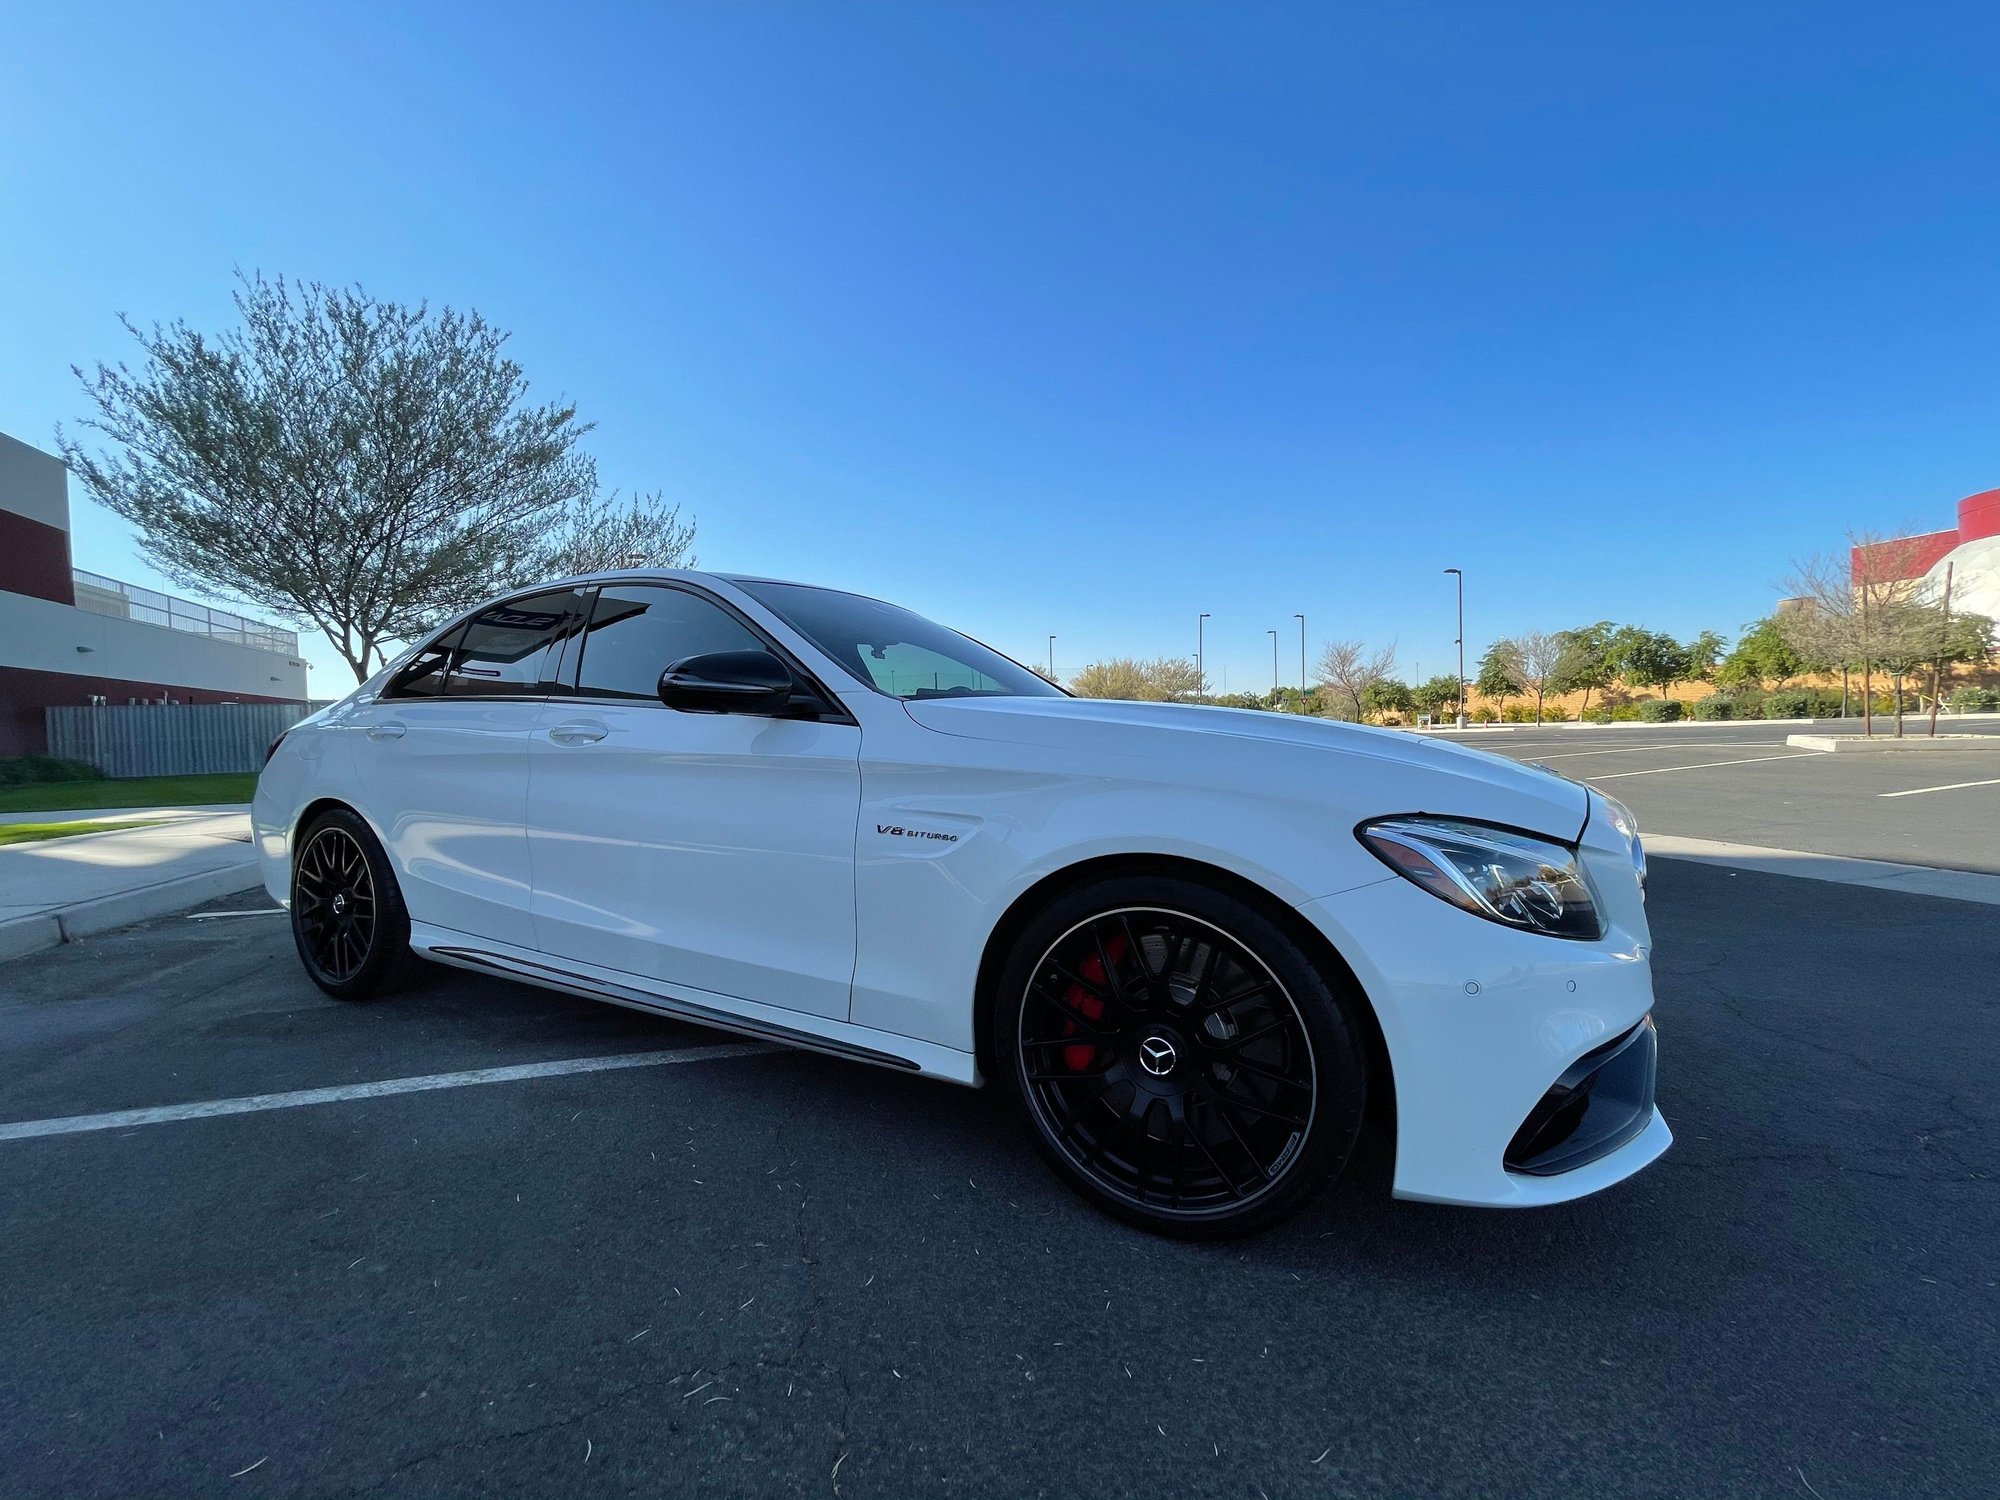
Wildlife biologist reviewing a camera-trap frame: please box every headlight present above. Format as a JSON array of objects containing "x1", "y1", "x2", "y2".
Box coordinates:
[{"x1": 1357, "y1": 816, "x2": 1604, "y2": 940}]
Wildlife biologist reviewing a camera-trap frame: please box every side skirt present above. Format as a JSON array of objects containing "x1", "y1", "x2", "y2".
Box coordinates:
[{"x1": 409, "y1": 925, "x2": 982, "y2": 1086}]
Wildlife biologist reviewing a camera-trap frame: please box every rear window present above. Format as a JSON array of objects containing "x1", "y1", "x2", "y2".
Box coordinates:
[{"x1": 442, "y1": 590, "x2": 580, "y2": 696}]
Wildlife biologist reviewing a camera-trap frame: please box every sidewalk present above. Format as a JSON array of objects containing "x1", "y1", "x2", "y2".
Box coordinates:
[{"x1": 0, "y1": 808, "x2": 265, "y2": 960}]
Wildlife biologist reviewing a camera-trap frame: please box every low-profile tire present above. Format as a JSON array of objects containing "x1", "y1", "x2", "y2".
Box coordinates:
[
  {"x1": 289, "y1": 808, "x2": 422, "y2": 1002},
  {"x1": 992, "y1": 875, "x2": 1369, "y2": 1239}
]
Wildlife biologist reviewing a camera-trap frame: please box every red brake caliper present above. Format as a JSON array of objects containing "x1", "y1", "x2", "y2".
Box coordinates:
[{"x1": 1062, "y1": 933, "x2": 1127, "y2": 1071}]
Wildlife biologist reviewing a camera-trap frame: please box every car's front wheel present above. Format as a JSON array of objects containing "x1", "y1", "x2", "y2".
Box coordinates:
[
  {"x1": 993, "y1": 875, "x2": 1369, "y2": 1238},
  {"x1": 290, "y1": 808, "x2": 420, "y2": 1001}
]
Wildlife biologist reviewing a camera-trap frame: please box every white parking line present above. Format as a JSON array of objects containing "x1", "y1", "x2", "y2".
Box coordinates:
[
  {"x1": 1519, "y1": 742, "x2": 1782, "y2": 760},
  {"x1": 1878, "y1": 777, "x2": 2000, "y2": 799},
  {"x1": 0, "y1": 1043, "x2": 777, "y2": 1143},
  {"x1": 1586, "y1": 752, "x2": 1826, "y2": 781}
]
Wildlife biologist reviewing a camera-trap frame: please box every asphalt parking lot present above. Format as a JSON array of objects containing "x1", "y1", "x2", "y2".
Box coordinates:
[
  {"x1": 1438, "y1": 720, "x2": 2000, "y2": 874},
  {"x1": 1, "y1": 857, "x2": 1994, "y2": 1498}
]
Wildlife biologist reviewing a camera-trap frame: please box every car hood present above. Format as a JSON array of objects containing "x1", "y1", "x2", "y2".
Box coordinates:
[{"x1": 901, "y1": 696, "x2": 1589, "y2": 840}]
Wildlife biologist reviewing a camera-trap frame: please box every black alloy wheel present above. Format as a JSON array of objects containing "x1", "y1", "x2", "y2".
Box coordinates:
[
  {"x1": 996, "y1": 876, "x2": 1369, "y2": 1238},
  {"x1": 290, "y1": 808, "x2": 419, "y2": 1001}
]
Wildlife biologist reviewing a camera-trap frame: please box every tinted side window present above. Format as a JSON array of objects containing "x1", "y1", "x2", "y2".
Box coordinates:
[
  {"x1": 386, "y1": 624, "x2": 466, "y2": 699},
  {"x1": 575, "y1": 586, "x2": 762, "y2": 701},
  {"x1": 443, "y1": 590, "x2": 580, "y2": 698}
]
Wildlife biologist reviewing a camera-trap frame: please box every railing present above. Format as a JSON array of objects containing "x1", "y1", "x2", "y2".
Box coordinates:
[{"x1": 71, "y1": 569, "x2": 299, "y2": 656}]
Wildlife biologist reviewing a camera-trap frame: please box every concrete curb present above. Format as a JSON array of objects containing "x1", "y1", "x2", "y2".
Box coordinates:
[
  {"x1": 0, "y1": 862, "x2": 264, "y2": 961},
  {"x1": 1647, "y1": 835, "x2": 2000, "y2": 906},
  {"x1": 1787, "y1": 733, "x2": 2000, "y2": 752}
]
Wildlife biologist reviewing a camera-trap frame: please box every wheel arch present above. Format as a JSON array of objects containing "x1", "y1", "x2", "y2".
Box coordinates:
[
  {"x1": 971, "y1": 852, "x2": 1397, "y2": 1135},
  {"x1": 291, "y1": 796, "x2": 368, "y2": 850},
  {"x1": 287, "y1": 798, "x2": 400, "y2": 881}
]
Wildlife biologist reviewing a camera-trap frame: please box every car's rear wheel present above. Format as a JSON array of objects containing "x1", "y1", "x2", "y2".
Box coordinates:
[
  {"x1": 993, "y1": 875, "x2": 1369, "y2": 1238},
  {"x1": 290, "y1": 808, "x2": 420, "y2": 1001}
]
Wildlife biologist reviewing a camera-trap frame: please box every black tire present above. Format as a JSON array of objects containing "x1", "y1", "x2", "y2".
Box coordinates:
[
  {"x1": 289, "y1": 808, "x2": 422, "y2": 1001},
  {"x1": 992, "y1": 875, "x2": 1369, "y2": 1239}
]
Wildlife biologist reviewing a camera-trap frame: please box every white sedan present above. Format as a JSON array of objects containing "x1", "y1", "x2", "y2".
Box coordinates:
[{"x1": 255, "y1": 571, "x2": 1668, "y2": 1236}]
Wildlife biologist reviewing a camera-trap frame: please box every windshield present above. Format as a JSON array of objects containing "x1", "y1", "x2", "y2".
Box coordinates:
[{"x1": 736, "y1": 581, "x2": 1063, "y2": 701}]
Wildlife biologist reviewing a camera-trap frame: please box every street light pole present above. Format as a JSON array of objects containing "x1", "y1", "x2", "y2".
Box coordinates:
[
  {"x1": 1444, "y1": 568, "x2": 1466, "y2": 728},
  {"x1": 1047, "y1": 635, "x2": 1055, "y2": 678},
  {"x1": 1268, "y1": 629, "x2": 1279, "y2": 701},
  {"x1": 1197, "y1": 613, "x2": 1211, "y2": 702},
  {"x1": 1293, "y1": 613, "x2": 1306, "y2": 712}
]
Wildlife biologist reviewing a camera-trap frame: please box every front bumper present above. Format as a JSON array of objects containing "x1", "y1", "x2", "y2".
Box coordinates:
[
  {"x1": 1506, "y1": 1015, "x2": 1658, "y2": 1176},
  {"x1": 1297, "y1": 852, "x2": 1670, "y2": 1207}
]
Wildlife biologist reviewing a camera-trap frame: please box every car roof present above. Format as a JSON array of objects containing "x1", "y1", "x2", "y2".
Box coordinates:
[{"x1": 523, "y1": 567, "x2": 827, "y2": 592}]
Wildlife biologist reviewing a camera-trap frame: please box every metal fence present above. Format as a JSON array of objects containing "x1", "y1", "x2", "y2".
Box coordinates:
[
  {"x1": 71, "y1": 569, "x2": 300, "y2": 656},
  {"x1": 47, "y1": 702, "x2": 310, "y2": 778}
]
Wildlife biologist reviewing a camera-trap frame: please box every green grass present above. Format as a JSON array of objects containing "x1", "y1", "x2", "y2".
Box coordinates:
[
  {"x1": 0, "y1": 773, "x2": 257, "y2": 814},
  {"x1": 0, "y1": 818, "x2": 171, "y2": 847}
]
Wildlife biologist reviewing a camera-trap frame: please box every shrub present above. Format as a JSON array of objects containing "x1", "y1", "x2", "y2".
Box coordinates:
[
  {"x1": 1501, "y1": 702, "x2": 1537, "y2": 723},
  {"x1": 1763, "y1": 688, "x2": 1845, "y2": 719},
  {"x1": 1691, "y1": 696, "x2": 1732, "y2": 720},
  {"x1": 1609, "y1": 702, "x2": 1644, "y2": 721},
  {"x1": 0, "y1": 756, "x2": 104, "y2": 785},
  {"x1": 1946, "y1": 686, "x2": 2000, "y2": 712},
  {"x1": 1472, "y1": 705, "x2": 1498, "y2": 723},
  {"x1": 1581, "y1": 704, "x2": 1615, "y2": 724},
  {"x1": 1637, "y1": 699, "x2": 1684, "y2": 722}
]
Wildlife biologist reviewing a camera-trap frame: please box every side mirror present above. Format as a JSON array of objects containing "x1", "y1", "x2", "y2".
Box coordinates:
[{"x1": 657, "y1": 650, "x2": 796, "y2": 714}]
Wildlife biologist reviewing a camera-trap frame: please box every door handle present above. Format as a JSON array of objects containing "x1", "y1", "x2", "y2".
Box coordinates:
[
  {"x1": 365, "y1": 722, "x2": 406, "y2": 741},
  {"x1": 547, "y1": 720, "x2": 609, "y2": 745}
]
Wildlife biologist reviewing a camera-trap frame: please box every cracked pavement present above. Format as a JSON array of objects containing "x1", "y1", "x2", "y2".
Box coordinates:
[{"x1": 0, "y1": 860, "x2": 1994, "y2": 1497}]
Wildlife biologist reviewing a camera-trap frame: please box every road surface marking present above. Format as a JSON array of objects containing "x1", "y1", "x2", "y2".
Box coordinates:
[
  {"x1": 1520, "y1": 742, "x2": 1783, "y2": 760},
  {"x1": 1587, "y1": 753, "x2": 1825, "y2": 781},
  {"x1": 1878, "y1": 777, "x2": 2000, "y2": 799},
  {"x1": 0, "y1": 1043, "x2": 776, "y2": 1143}
]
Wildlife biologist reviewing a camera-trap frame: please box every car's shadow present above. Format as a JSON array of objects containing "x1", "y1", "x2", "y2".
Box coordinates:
[{"x1": 373, "y1": 959, "x2": 1658, "y2": 1287}]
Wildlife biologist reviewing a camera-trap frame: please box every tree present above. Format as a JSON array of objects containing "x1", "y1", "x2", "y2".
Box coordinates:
[
  {"x1": 1781, "y1": 532, "x2": 1946, "y2": 734},
  {"x1": 1548, "y1": 622, "x2": 1616, "y2": 717},
  {"x1": 1143, "y1": 657, "x2": 1206, "y2": 703},
  {"x1": 536, "y1": 488, "x2": 696, "y2": 580},
  {"x1": 1361, "y1": 678, "x2": 1414, "y2": 721},
  {"x1": 1024, "y1": 661, "x2": 1061, "y2": 685},
  {"x1": 1716, "y1": 617, "x2": 1805, "y2": 689},
  {"x1": 1514, "y1": 631, "x2": 1565, "y2": 723},
  {"x1": 1069, "y1": 658, "x2": 1151, "y2": 700},
  {"x1": 1314, "y1": 639, "x2": 1397, "y2": 722},
  {"x1": 1684, "y1": 630, "x2": 1727, "y2": 686},
  {"x1": 59, "y1": 273, "x2": 695, "y2": 681},
  {"x1": 1069, "y1": 656, "x2": 1205, "y2": 702},
  {"x1": 1606, "y1": 626, "x2": 1691, "y2": 697},
  {"x1": 1411, "y1": 674, "x2": 1462, "y2": 720},
  {"x1": 1474, "y1": 639, "x2": 1526, "y2": 715},
  {"x1": 1266, "y1": 685, "x2": 1319, "y2": 714}
]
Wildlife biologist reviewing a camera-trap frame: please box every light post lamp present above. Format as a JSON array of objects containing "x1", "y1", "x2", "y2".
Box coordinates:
[
  {"x1": 1267, "y1": 629, "x2": 1279, "y2": 702},
  {"x1": 1197, "y1": 613, "x2": 1211, "y2": 702},
  {"x1": 1293, "y1": 613, "x2": 1306, "y2": 712},
  {"x1": 1443, "y1": 568, "x2": 1466, "y2": 728}
]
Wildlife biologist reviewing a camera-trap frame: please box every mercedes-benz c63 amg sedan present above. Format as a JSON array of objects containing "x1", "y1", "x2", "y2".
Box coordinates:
[{"x1": 255, "y1": 571, "x2": 1667, "y2": 1236}]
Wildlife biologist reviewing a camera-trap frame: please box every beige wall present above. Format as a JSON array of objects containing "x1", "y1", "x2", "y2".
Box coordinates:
[
  {"x1": 0, "y1": 431, "x2": 71, "y2": 532},
  {"x1": 0, "y1": 587, "x2": 310, "y2": 700}
]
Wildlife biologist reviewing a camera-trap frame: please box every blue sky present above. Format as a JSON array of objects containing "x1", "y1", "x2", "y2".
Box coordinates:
[{"x1": 3, "y1": 2, "x2": 1996, "y2": 693}]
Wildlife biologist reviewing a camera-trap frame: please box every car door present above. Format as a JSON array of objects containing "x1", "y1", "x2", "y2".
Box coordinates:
[
  {"x1": 525, "y1": 582, "x2": 862, "y2": 1021},
  {"x1": 347, "y1": 588, "x2": 585, "y2": 941}
]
